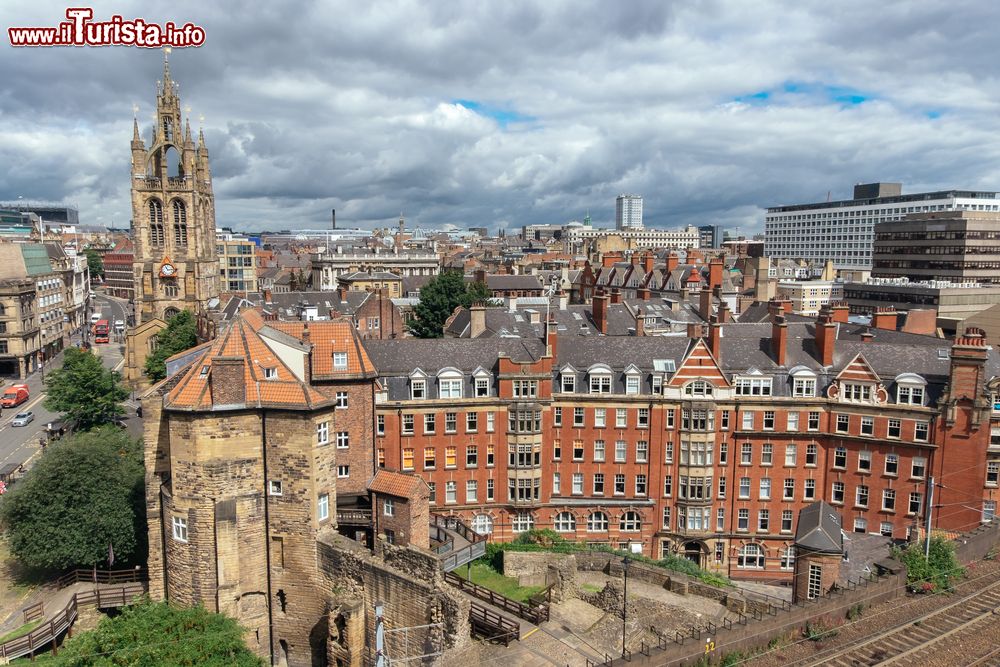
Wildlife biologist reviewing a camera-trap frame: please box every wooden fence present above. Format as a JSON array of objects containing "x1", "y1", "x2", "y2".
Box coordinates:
[
  {"x1": 468, "y1": 601, "x2": 519, "y2": 646},
  {"x1": 0, "y1": 583, "x2": 146, "y2": 662},
  {"x1": 444, "y1": 570, "x2": 550, "y2": 624}
]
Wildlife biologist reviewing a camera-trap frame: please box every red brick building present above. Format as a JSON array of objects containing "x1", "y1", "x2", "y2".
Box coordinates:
[
  {"x1": 363, "y1": 307, "x2": 1000, "y2": 583},
  {"x1": 103, "y1": 237, "x2": 134, "y2": 301}
]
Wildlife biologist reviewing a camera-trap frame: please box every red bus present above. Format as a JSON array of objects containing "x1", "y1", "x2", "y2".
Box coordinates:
[{"x1": 94, "y1": 319, "x2": 110, "y2": 344}]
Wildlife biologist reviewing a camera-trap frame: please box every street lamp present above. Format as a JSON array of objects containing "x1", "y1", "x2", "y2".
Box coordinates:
[{"x1": 621, "y1": 555, "x2": 631, "y2": 657}]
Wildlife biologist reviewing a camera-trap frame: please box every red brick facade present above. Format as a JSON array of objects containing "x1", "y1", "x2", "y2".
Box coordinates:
[{"x1": 367, "y1": 318, "x2": 999, "y2": 583}]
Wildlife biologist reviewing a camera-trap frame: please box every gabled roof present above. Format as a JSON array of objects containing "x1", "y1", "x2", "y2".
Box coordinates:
[
  {"x1": 368, "y1": 469, "x2": 428, "y2": 498},
  {"x1": 835, "y1": 352, "x2": 882, "y2": 384},
  {"x1": 795, "y1": 501, "x2": 844, "y2": 554},
  {"x1": 667, "y1": 338, "x2": 730, "y2": 387}
]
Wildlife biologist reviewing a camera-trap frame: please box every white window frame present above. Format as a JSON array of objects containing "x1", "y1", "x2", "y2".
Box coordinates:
[
  {"x1": 318, "y1": 493, "x2": 329, "y2": 522},
  {"x1": 172, "y1": 516, "x2": 188, "y2": 542}
]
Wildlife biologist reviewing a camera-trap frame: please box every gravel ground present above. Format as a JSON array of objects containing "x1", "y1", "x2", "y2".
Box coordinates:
[
  {"x1": 744, "y1": 557, "x2": 1000, "y2": 666},
  {"x1": 914, "y1": 608, "x2": 1000, "y2": 667}
]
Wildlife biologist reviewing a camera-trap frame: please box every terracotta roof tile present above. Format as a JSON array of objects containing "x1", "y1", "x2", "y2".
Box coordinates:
[{"x1": 368, "y1": 469, "x2": 428, "y2": 498}]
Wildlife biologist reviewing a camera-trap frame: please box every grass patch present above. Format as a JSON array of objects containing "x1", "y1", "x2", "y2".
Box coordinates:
[
  {"x1": 580, "y1": 583, "x2": 603, "y2": 593},
  {"x1": 0, "y1": 618, "x2": 42, "y2": 644},
  {"x1": 455, "y1": 562, "x2": 544, "y2": 603}
]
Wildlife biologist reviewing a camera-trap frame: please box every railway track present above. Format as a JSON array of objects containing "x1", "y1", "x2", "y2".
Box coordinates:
[{"x1": 795, "y1": 579, "x2": 1000, "y2": 667}]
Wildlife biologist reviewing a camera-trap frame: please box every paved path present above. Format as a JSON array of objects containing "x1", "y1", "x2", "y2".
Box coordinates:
[{"x1": 0, "y1": 580, "x2": 141, "y2": 636}]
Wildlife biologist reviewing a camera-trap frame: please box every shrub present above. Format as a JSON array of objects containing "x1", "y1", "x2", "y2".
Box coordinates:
[
  {"x1": 803, "y1": 618, "x2": 839, "y2": 641},
  {"x1": 892, "y1": 537, "x2": 963, "y2": 593}
]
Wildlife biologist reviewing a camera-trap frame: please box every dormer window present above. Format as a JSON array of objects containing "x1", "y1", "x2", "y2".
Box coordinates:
[
  {"x1": 685, "y1": 380, "x2": 713, "y2": 397},
  {"x1": 587, "y1": 364, "x2": 613, "y2": 394},
  {"x1": 475, "y1": 378, "x2": 489, "y2": 397},
  {"x1": 333, "y1": 352, "x2": 348, "y2": 370},
  {"x1": 651, "y1": 375, "x2": 663, "y2": 394},
  {"x1": 624, "y1": 365, "x2": 642, "y2": 395},
  {"x1": 411, "y1": 379, "x2": 426, "y2": 400},
  {"x1": 263, "y1": 367, "x2": 278, "y2": 380},
  {"x1": 437, "y1": 368, "x2": 463, "y2": 399},
  {"x1": 561, "y1": 370, "x2": 576, "y2": 393},
  {"x1": 789, "y1": 366, "x2": 817, "y2": 397},
  {"x1": 895, "y1": 373, "x2": 927, "y2": 406}
]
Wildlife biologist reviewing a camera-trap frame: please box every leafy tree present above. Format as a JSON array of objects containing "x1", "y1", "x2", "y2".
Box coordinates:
[
  {"x1": 892, "y1": 536, "x2": 964, "y2": 593},
  {"x1": 144, "y1": 310, "x2": 198, "y2": 381},
  {"x1": 84, "y1": 248, "x2": 104, "y2": 279},
  {"x1": 409, "y1": 271, "x2": 491, "y2": 338},
  {"x1": 0, "y1": 427, "x2": 144, "y2": 571},
  {"x1": 44, "y1": 347, "x2": 128, "y2": 430},
  {"x1": 33, "y1": 600, "x2": 264, "y2": 666}
]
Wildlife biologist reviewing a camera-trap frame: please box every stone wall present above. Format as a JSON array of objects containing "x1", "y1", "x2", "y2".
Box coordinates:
[
  {"x1": 501, "y1": 551, "x2": 576, "y2": 601},
  {"x1": 318, "y1": 531, "x2": 470, "y2": 666}
]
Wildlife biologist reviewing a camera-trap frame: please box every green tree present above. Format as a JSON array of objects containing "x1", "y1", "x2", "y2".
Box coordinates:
[
  {"x1": 84, "y1": 248, "x2": 104, "y2": 280},
  {"x1": 44, "y1": 347, "x2": 128, "y2": 430},
  {"x1": 409, "y1": 270, "x2": 491, "y2": 338},
  {"x1": 33, "y1": 600, "x2": 264, "y2": 666},
  {"x1": 144, "y1": 310, "x2": 198, "y2": 381},
  {"x1": 0, "y1": 427, "x2": 144, "y2": 571},
  {"x1": 892, "y1": 536, "x2": 964, "y2": 592}
]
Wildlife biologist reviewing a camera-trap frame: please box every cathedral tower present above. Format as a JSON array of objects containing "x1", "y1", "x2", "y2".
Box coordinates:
[{"x1": 130, "y1": 50, "x2": 219, "y2": 325}]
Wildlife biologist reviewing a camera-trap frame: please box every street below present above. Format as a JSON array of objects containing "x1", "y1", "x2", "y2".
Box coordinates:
[{"x1": 0, "y1": 294, "x2": 136, "y2": 476}]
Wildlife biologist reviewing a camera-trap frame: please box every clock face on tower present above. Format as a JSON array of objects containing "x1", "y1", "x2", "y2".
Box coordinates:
[{"x1": 159, "y1": 260, "x2": 177, "y2": 278}]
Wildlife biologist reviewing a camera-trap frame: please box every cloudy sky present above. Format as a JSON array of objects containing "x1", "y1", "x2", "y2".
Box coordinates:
[{"x1": 3, "y1": 1, "x2": 1000, "y2": 234}]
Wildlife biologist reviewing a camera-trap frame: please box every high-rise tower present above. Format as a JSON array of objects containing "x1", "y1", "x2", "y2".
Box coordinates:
[
  {"x1": 615, "y1": 194, "x2": 643, "y2": 230},
  {"x1": 130, "y1": 50, "x2": 219, "y2": 324}
]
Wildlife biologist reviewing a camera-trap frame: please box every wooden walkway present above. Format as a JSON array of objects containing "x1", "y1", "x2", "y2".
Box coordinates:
[{"x1": 0, "y1": 569, "x2": 147, "y2": 663}]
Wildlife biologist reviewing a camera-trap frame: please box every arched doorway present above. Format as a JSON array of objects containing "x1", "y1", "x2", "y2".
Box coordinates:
[{"x1": 683, "y1": 541, "x2": 704, "y2": 566}]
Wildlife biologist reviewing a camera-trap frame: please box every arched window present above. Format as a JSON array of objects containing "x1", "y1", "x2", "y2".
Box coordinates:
[
  {"x1": 684, "y1": 380, "x2": 713, "y2": 397},
  {"x1": 471, "y1": 514, "x2": 493, "y2": 536},
  {"x1": 172, "y1": 200, "x2": 188, "y2": 246},
  {"x1": 619, "y1": 511, "x2": 641, "y2": 532},
  {"x1": 148, "y1": 200, "x2": 164, "y2": 246},
  {"x1": 553, "y1": 511, "x2": 576, "y2": 533},
  {"x1": 587, "y1": 511, "x2": 608, "y2": 532},
  {"x1": 737, "y1": 543, "x2": 765, "y2": 569}
]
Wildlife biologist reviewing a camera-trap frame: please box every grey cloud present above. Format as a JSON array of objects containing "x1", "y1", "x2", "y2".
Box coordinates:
[{"x1": 2, "y1": 0, "x2": 1000, "y2": 233}]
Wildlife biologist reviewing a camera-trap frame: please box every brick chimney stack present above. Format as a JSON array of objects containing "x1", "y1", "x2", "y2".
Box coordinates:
[
  {"x1": 699, "y1": 287, "x2": 713, "y2": 322},
  {"x1": 592, "y1": 290, "x2": 610, "y2": 335},
  {"x1": 636, "y1": 287, "x2": 650, "y2": 301},
  {"x1": 814, "y1": 306, "x2": 836, "y2": 367},
  {"x1": 546, "y1": 316, "x2": 558, "y2": 358},
  {"x1": 634, "y1": 307, "x2": 644, "y2": 337},
  {"x1": 708, "y1": 315, "x2": 722, "y2": 362},
  {"x1": 708, "y1": 257, "x2": 724, "y2": 291},
  {"x1": 772, "y1": 314, "x2": 788, "y2": 366},
  {"x1": 643, "y1": 251, "x2": 655, "y2": 273},
  {"x1": 687, "y1": 322, "x2": 704, "y2": 340},
  {"x1": 831, "y1": 301, "x2": 850, "y2": 324},
  {"x1": 666, "y1": 252, "x2": 679, "y2": 274},
  {"x1": 872, "y1": 307, "x2": 898, "y2": 331},
  {"x1": 610, "y1": 288, "x2": 622, "y2": 304},
  {"x1": 470, "y1": 303, "x2": 486, "y2": 338}
]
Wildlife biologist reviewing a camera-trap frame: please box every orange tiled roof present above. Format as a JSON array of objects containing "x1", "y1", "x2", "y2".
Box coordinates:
[
  {"x1": 164, "y1": 308, "x2": 331, "y2": 411},
  {"x1": 368, "y1": 469, "x2": 427, "y2": 498}
]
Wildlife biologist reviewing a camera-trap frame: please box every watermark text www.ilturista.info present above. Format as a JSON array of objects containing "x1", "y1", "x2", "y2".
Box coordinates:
[{"x1": 9, "y1": 8, "x2": 205, "y2": 47}]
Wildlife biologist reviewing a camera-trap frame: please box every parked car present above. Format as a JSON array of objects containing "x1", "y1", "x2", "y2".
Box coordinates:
[{"x1": 11, "y1": 411, "x2": 34, "y2": 427}]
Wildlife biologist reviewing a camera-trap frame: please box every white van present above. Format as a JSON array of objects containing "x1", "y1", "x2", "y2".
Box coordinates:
[{"x1": 90, "y1": 313, "x2": 102, "y2": 325}]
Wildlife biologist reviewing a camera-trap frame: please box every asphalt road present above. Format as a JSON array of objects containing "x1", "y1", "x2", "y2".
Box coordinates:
[{"x1": 0, "y1": 293, "x2": 135, "y2": 473}]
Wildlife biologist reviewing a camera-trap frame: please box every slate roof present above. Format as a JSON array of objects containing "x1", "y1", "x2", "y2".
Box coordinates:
[
  {"x1": 363, "y1": 338, "x2": 545, "y2": 375},
  {"x1": 795, "y1": 501, "x2": 844, "y2": 554},
  {"x1": 480, "y1": 274, "x2": 543, "y2": 291}
]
